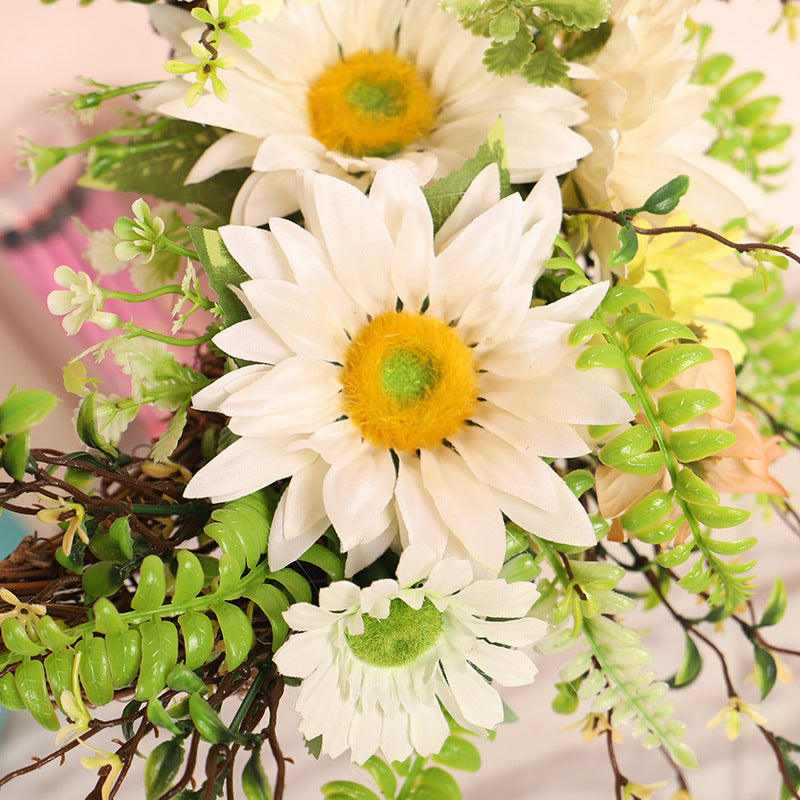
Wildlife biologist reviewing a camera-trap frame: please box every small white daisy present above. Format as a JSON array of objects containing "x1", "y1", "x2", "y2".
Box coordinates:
[
  {"x1": 273, "y1": 544, "x2": 547, "y2": 764},
  {"x1": 47, "y1": 266, "x2": 120, "y2": 336},
  {"x1": 145, "y1": 0, "x2": 591, "y2": 224},
  {"x1": 183, "y1": 164, "x2": 632, "y2": 574}
]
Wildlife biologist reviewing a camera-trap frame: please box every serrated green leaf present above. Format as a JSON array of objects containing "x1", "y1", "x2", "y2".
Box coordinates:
[
  {"x1": 535, "y1": 0, "x2": 611, "y2": 29},
  {"x1": 424, "y1": 118, "x2": 511, "y2": 232},
  {"x1": 483, "y1": 27, "x2": 532, "y2": 75},
  {"x1": 561, "y1": 20, "x2": 612, "y2": 61},
  {"x1": 152, "y1": 403, "x2": 189, "y2": 463},
  {"x1": 520, "y1": 49, "x2": 569, "y2": 87},
  {"x1": 488, "y1": 7, "x2": 520, "y2": 43},
  {"x1": 759, "y1": 577, "x2": 788, "y2": 627}
]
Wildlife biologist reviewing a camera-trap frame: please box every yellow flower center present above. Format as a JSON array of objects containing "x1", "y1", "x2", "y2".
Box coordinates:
[
  {"x1": 341, "y1": 311, "x2": 479, "y2": 452},
  {"x1": 307, "y1": 50, "x2": 437, "y2": 158}
]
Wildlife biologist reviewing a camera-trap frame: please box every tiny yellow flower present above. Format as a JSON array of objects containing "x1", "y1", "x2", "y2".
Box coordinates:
[
  {"x1": 566, "y1": 713, "x2": 623, "y2": 744},
  {"x1": 707, "y1": 697, "x2": 768, "y2": 740},
  {"x1": 0, "y1": 588, "x2": 47, "y2": 635},
  {"x1": 623, "y1": 780, "x2": 668, "y2": 800},
  {"x1": 37, "y1": 497, "x2": 89, "y2": 556},
  {"x1": 80, "y1": 747, "x2": 123, "y2": 800}
]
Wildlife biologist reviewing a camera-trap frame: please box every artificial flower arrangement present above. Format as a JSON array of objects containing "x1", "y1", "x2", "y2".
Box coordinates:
[{"x1": 2, "y1": 0, "x2": 800, "y2": 799}]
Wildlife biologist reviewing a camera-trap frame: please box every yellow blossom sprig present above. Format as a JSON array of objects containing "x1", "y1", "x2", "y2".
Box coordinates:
[
  {"x1": 37, "y1": 497, "x2": 89, "y2": 557},
  {"x1": 55, "y1": 653, "x2": 93, "y2": 748},
  {"x1": 0, "y1": 588, "x2": 46, "y2": 635},
  {"x1": 163, "y1": 0, "x2": 260, "y2": 108},
  {"x1": 706, "y1": 696, "x2": 769, "y2": 741},
  {"x1": 80, "y1": 745, "x2": 123, "y2": 800}
]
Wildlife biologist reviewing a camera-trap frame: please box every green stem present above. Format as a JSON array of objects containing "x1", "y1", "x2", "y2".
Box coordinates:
[
  {"x1": 396, "y1": 756, "x2": 425, "y2": 800},
  {"x1": 230, "y1": 668, "x2": 268, "y2": 735},
  {"x1": 163, "y1": 241, "x2": 198, "y2": 260},
  {"x1": 121, "y1": 323, "x2": 215, "y2": 347},
  {"x1": 73, "y1": 81, "x2": 161, "y2": 110},
  {"x1": 104, "y1": 285, "x2": 184, "y2": 303}
]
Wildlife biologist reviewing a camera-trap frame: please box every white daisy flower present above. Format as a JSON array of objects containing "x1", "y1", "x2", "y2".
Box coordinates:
[
  {"x1": 273, "y1": 544, "x2": 547, "y2": 763},
  {"x1": 571, "y1": 0, "x2": 761, "y2": 258},
  {"x1": 144, "y1": 0, "x2": 591, "y2": 224},
  {"x1": 183, "y1": 164, "x2": 632, "y2": 574}
]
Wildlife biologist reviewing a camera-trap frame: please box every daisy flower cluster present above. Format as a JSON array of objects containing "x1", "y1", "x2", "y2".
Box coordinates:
[{"x1": 3, "y1": 1, "x2": 800, "y2": 800}]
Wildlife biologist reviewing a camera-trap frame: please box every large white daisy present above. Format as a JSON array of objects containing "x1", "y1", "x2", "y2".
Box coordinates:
[
  {"x1": 145, "y1": 0, "x2": 591, "y2": 224},
  {"x1": 183, "y1": 164, "x2": 633, "y2": 574},
  {"x1": 571, "y1": 0, "x2": 760, "y2": 258},
  {"x1": 273, "y1": 544, "x2": 547, "y2": 764}
]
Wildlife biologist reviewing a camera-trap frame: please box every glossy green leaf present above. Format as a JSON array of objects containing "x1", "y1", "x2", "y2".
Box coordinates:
[
  {"x1": 179, "y1": 610, "x2": 215, "y2": 671},
  {"x1": 704, "y1": 536, "x2": 757, "y2": 556},
  {"x1": 299, "y1": 544, "x2": 344, "y2": 582},
  {"x1": 688, "y1": 503, "x2": 750, "y2": 529},
  {"x1": 678, "y1": 561, "x2": 714, "y2": 594},
  {"x1": 635, "y1": 518, "x2": 681, "y2": 545},
  {"x1": 563, "y1": 469, "x2": 595, "y2": 498},
  {"x1": 640, "y1": 344, "x2": 713, "y2": 390},
  {"x1": 135, "y1": 619, "x2": 179, "y2": 701},
  {"x1": 172, "y1": 549, "x2": 206, "y2": 605},
  {"x1": 641, "y1": 175, "x2": 690, "y2": 216},
  {"x1": 145, "y1": 739, "x2": 185, "y2": 800},
  {"x1": 212, "y1": 601, "x2": 255, "y2": 671},
  {"x1": 753, "y1": 645, "x2": 777, "y2": 700},
  {"x1": 189, "y1": 692, "x2": 246, "y2": 745},
  {"x1": 0, "y1": 389, "x2": 58, "y2": 436},
  {"x1": 266, "y1": 568, "x2": 313, "y2": 605},
  {"x1": 433, "y1": 736, "x2": 481, "y2": 773},
  {"x1": 242, "y1": 746, "x2": 274, "y2": 800},
  {"x1": 696, "y1": 53, "x2": 734, "y2": 85},
  {"x1": 620, "y1": 490, "x2": 673, "y2": 533},
  {"x1": 166, "y1": 663, "x2": 207, "y2": 695},
  {"x1": 106, "y1": 629, "x2": 142, "y2": 689},
  {"x1": 628, "y1": 319, "x2": 697, "y2": 358},
  {"x1": 362, "y1": 757, "x2": 396, "y2": 799},
  {"x1": 598, "y1": 425, "x2": 654, "y2": 467},
  {"x1": 131, "y1": 555, "x2": 167, "y2": 612},
  {"x1": 613, "y1": 451, "x2": 665, "y2": 476},
  {"x1": 416, "y1": 766, "x2": 462, "y2": 800},
  {"x1": 35, "y1": 615, "x2": 78, "y2": 649},
  {"x1": 657, "y1": 388, "x2": 721, "y2": 427},
  {"x1": 1, "y1": 617, "x2": 45, "y2": 656},
  {"x1": 668, "y1": 428, "x2": 737, "y2": 462},
  {"x1": 575, "y1": 343, "x2": 627, "y2": 371},
  {"x1": 671, "y1": 634, "x2": 702, "y2": 688},
  {"x1": 109, "y1": 516, "x2": 134, "y2": 561},
  {"x1": 718, "y1": 71, "x2": 764, "y2": 106},
  {"x1": 601, "y1": 286, "x2": 655, "y2": 315},
  {"x1": 608, "y1": 224, "x2": 639, "y2": 269},
  {"x1": 76, "y1": 635, "x2": 114, "y2": 705},
  {"x1": 0, "y1": 672, "x2": 26, "y2": 710},
  {"x1": 2, "y1": 431, "x2": 31, "y2": 481},
  {"x1": 674, "y1": 467, "x2": 720, "y2": 506},
  {"x1": 93, "y1": 597, "x2": 127, "y2": 636},
  {"x1": 656, "y1": 543, "x2": 693, "y2": 568},
  {"x1": 15, "y1": 658, "x2": 59, "y2": 730},
  {"x1": 82, "y1": 561, "x2": 126, "y2": 598},
  {"x1": 147, "y1": 699, "x2": 183, "y2": 736},
  {"x1": 759, "y1": 577, "x2": 788, "y2": 627},
  {"x1": 321, "y1": 782, "x2": 381, "y2": 800},
  {"x1": 568, "y1": 318, "x2": 609, "y2": 345},
  {"x1": 44, "y1": 647, "x2": 75, "y2": 712},
  {"x1": 245, "y1": 584, "x2": 290, "y2": 649}
]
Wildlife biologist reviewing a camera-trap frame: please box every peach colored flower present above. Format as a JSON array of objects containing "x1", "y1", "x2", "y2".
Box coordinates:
[{"x1": 596, "y1": 348, "x2": 786, "y2": 543}]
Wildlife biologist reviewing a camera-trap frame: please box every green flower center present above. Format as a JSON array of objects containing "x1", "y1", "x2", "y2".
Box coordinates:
[
  {"x1": 345, "y1": 78, "x2": 405, "y2": 119},
  {"x1": 346, "y1": 598, "x2": 443, "y2": 667},
  {"x1": 379, "y1": 348, "x2": 441, "y2": 405}
]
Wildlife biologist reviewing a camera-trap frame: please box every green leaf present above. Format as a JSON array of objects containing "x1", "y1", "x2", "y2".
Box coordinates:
[
  {"x1": 552, "y1": 680, "x2": 580, "y2": 714},
  {"x1": 657, "y1": 389, "x2": 721, "y2": 427},
  {"x1": 718, "y1": 71, "x2": 764, "y2": 106},
  {"x1": 321, "y1": 781, "x2": 381, "y2": 800},
  {"x1": 145, "y1": 739, "x2": 185, "y2": 800},
  {"x1": 619, "y1": 490, "x2": 673, "y2": 534},
  {"x1": 598, "y1": 425, "x2": 654, "y2": 468},
  {"x1": 640, "y1": 344, "x2": 714, "y2": 390},
  {"x1": 147, "y1": 699, "x2": 183, "y2": 736},
  {"x1": 668, "y1": 428, "x2": 737, "y2": 462},
  {"x1": 535, "y1": 0, "x2": 611, "y2": 29},
  {"x1": 415, "y1": 767, "x2": 462, "y2": 800},
  {"x1": 568, "y1": 318, "x2": 610, "y2": 345},
  {"x1": 753, "y1": 645, "x2": 777, "y2": 700},
  {"x1": 1, "y1": 431, "x2": 31, "y2": 481},
  {"x1": 608, "y1": 224, "x2": 639, "y2": 269},
  {"x1": 0, "y1": 389, "x2": 58, "y2": 436},
  {"x1": 704, "y1": 536, "x2": 757, "y2": 556},
  {"x1": 152, "y1": 404, "x2": 188, "y2": 463},
  {"x1": 212, "y1": 601, "x2": 255, "y2": 671},
  {"x1": 561, "y1": 21, "x2": 612, "y2": 61},
  {"x1": 433, "y1": 736, "x2": 481, "y2": 772},
  {"x1": 242, "y1": 746, "x2": 273, "y2": 800},
  {"x1": 627, "y1": 319, "x2": 697, "y2": 358},
  {"x1": 362, "y1": 757, "x2": 396, "y2": 798},
  {"x1": 759, "y1": 577, "x2": 788, "y2": 627},
  {"x1": 189, "y1": 226, "x2": 250, "y2": 326},
  {"x1": 79, "y1": 120, "x2": 248, "y2": 218},
  {"x1": 131, "y1": 555, "x2": 167, "y2": 612},
  {"x1": 656, "y1": 543, "x2": 693, "y2": 569},
  {"x1": 688, "y1": 503, "x2": 750, "y2": 529},
  {"x1": 424, "y1": 118, "x2": 511, "y2": 232},
  {"x1": 696, "y1": 53, "x2": 734, "y2": 85},
  {"x1": 641, "y1": 175, "x2": 690, "y2": 215},
  {"x1": 670, "y1": 633, "x2": 702, "y2": 688},
  {"x1": 520, "y1": 49, "x2": 569, "y2": 87},
  {"x1": 601, "y1": 285, "x2": 655, "y2": 315},
  {"x1": 674, "y1": 467, "x2": 720, "y2": 506},
  {"x1": 488, "y1": 7, "x2": 520, "y2": 42},
  {"x1": 482, "y1": 28, "x2": 532, "y2": 76},
  {"x1": 575, "y1": 343, "x2": 627, "y2": 371}
]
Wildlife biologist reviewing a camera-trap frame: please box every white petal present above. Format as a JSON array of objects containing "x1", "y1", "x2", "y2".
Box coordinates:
[
  {"x1": 461, "y1": 617, "x2": 547, "y2": 647},
  {"x1": 424, "y1": 558, "x2": 474, "y2": 597},
  {"x1": 528, "y1": 281, "x2": 609, "y2": 323},
  {"x1": 452, "y1": 425, "x2": 558, "y2": 512},
  {"x1": 434, "y1": 164, "x2": 501, "y2": 251},
  {"x1": 420, "y1": 447, "x2": 506, "y2": 572},
  {"x1": 408, "y1": 698, "x2": 450, "y2": 756},
  {"x1": 396, "y1": 545, "x2": 437, "y2": 588},
  {"x1": 369, "y1": 162, "x2": 429, "y2": 239},
  {"x1": 496, "y1": 479, "x2": 597, "y2": 548},
  {"x1": 440, "y1": 655, "x2": 503, "y2": 729},
  {"x1": 212, "y1": 318, "x2": 293, "y2": 364},
  {"x1": 390, "y1": 196, "x2": 435, "y2": 313},
  {"x1": 456, "y1": 284, "x2": 531, "y2": 346},
  {"x1": 323, "y1": 449, "x2": 397, "y2": 551},
  {"x1": 343, "y1": 518, "x2": 398, "y2": 578},
  {"x1": 268, "y1": 491, "x2": 331, "y2": 571},
  {"x1": 186, "y1": 132, "x2": 260, "y2": 184},
  {"x1": 319, "y1": 581, "x2": 361, "y2": 612},
  {"x1": 466, "y1": 639, "x2": 538, "y2": 686},
  {"x1": 219, "y1": 225, "x2": 293, "y2": 281},
  {"x1": 394, "y1": 452, "x2": 450, "y2": 559},
  {"x1": 232, "y1": 171, "x2": 302, "y2": 225},
  {"x1": 282, "y1": 457, "x2": 329, "y2": 541},
  {"x1": 184, "y1": 436, "x2": 314, "y2": 502},
  {"x1": 295, "y1": 419, "x2": 365, "y2": 468},
  {"x1": 453, "y1": 578, "x2": 537, "y2": 618},
  {"x1": 192, "y1": 364, "x2": 271, "y2": 412},
  {"x1": 252, "y1": 133, "x2": 328, "y2": 172}
]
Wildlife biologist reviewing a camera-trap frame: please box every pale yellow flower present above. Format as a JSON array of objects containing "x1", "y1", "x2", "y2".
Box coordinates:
[
  {"x1": 37, "y1": 498, "x2": 89, "y2": 556},
  {"x1": 707, "y1": 697, "x2": 768, "y2": 740},
  {"x1": 566, "y1": 712, "x2": 623, "y2": 744},
  {"x1": 0, "y1": 588, "x2": 47, "y2": 634}
]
